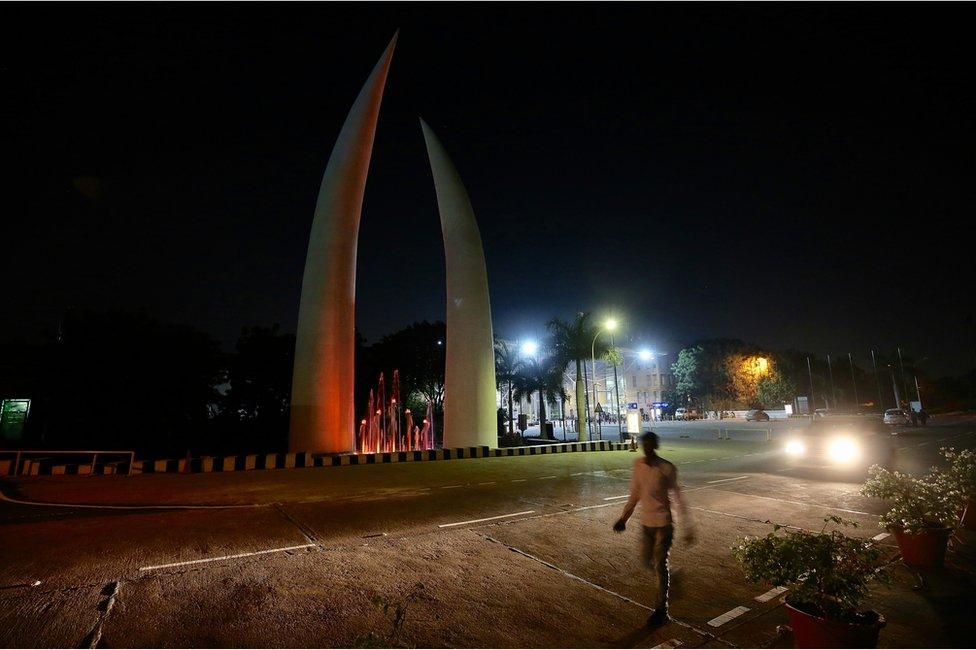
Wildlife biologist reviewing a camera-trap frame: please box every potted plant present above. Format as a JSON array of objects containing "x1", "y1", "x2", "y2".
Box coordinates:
[
  {"x1": 861, "y1": 464, "x2": 963, "y2": 568},
  {"x1": 940, "y1": 447, "x2": 976, "y2": 530},
  {"x1": 732, "y1": 517, "x2": 889, "y2": 648}
]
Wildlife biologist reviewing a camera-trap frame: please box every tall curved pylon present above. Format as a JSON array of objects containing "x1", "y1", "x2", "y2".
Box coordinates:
[
  {"x1": 289, "y1": 34, "x2": 397, "y2": 454},
  {"x1": 420, "y1": 119, "x2": 498, "y2": 449}
]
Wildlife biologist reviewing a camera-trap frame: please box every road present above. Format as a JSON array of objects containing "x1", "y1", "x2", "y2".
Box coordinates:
[{"x1": 1, "y1": 416, "x2": 974, "y2": 648}]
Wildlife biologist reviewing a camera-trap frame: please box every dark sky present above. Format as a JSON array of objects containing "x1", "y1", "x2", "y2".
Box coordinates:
[{"x1": 6, "y1": 4, "x2": 974, "y2": 375}]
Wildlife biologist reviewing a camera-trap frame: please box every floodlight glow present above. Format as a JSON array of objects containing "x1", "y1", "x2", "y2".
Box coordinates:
[
  {"x1": 828, "y1": 437, "x2": 861, "y2": 464},
  {"x1": 639, "y1": 349, "x2": 653, "y2": 361},
  {"x1": 605, "y1": 319, "x2": 618, "y2": 331},
  {"x1": 785, "y1": 439, "x2": 806, "y2": 457},
  {"x1": 520, "y1": 340, "x2": 539, "y2": 356}
]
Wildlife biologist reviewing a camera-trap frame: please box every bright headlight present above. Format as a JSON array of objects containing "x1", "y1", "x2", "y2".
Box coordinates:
[
  {"x1": 785, "y1": 440, "x2": 806, "y2": 456},
  {"x1": 828, "y1": 437, "x2": 861, "y2": 463}
]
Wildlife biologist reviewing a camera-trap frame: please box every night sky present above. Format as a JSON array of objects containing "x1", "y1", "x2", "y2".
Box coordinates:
[{"x1": 6, "y1": 5, "x2": 974, "y2": 375}]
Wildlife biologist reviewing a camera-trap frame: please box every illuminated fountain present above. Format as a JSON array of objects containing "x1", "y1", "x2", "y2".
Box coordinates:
[{"x1": 357, "y1": 370, "x2": 435, "y2": 454}]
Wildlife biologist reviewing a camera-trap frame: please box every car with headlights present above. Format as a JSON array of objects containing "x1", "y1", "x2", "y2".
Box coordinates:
[
  {"x1": 781, "y1": 417, "x2": 895, "y2": 472},
  {"x1": 883, "y1": 408, "x2": 911, "y2": 425},
  {"x1": 745, "y1": 409, "x2": 770, "y2": 422}
]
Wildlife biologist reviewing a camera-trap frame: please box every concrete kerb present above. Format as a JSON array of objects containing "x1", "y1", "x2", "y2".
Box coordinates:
[{"x1": 30, "y1": 440, "x2": 629, "y2": 476}]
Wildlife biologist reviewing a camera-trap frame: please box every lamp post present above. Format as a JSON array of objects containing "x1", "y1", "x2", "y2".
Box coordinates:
[{"x1": 591, "y1": 318, "x2": 618, "y2": 441}]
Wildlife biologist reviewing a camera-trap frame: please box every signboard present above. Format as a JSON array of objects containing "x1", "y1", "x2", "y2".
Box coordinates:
[
  {"x1": 1, "y1": 399, "x2": 31, "y2": 441},
  {"x1": 627, "y1": 402, "x2": 638, "y2": 409},
  {"x1": 652, "y1": 401, "x2": 669, "y2": 408},
  {"x1": 795, "y1": 396, "x2": 809, "y2": 415}
]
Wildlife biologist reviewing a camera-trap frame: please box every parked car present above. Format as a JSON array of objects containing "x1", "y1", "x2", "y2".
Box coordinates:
[
  {"x1": 745, "y1": 409, "x2": 770, "y2": 422},
  {"x1": 674, "y1": 407, "x2": 700, "y2": 421},
  {"x1": 883, "y1": 408, "x2": 911, "y2": 425}
]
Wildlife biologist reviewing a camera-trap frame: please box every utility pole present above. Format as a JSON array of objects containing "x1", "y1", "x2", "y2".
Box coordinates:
[
  {"x1": 891, "y1": 367, "x2": 901, "y2": 408},
  {"x1": 914, "y1": 375, "x2": 923, "y2": 410},
  {"x1": 610, "y1": 331, "x2": 622, "y2": 438},
  {"x1": 848, "y1": 353, "x2": 859, "y2": 412},
  {"x1": 806, "y1": 356, "x2": 815, "y2": 413},
  {"x1": 871, "y1": 350, "x2": 884, "y2": 412},
  {"x1": 827, "y1": 354, "x2": 837, "y2": 409},
  {"x1": 897, "y1": 347, "x2": 910, "y2": 408}
]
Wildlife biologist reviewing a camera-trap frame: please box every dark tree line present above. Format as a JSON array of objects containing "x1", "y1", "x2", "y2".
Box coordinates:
[{"x1": 0, "y1": 309, "x2": 449, "y2": 456}]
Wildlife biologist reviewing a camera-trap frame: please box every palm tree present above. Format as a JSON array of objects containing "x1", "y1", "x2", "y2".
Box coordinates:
[
  {"x1": 547, "y1": 312, "x2": 608, "y2": 441},
  {"x1": 494, "y1": 340, "x2": 522, "y2": 437},
  {"x1": 513, "y1": 355, "x2": 567, "y2": 440}
]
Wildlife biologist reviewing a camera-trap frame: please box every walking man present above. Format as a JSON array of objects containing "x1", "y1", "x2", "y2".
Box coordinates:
[{"x1": 614, "y1": 431, "x2": 695, "y2": 626}]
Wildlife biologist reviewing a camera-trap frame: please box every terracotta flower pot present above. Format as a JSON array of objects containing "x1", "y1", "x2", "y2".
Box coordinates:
[
  {"x1": 785, "y1": 602, "x2": 885, "y2": 648},
  {"x1": 890, "y1": 525, "x2": 952, "y2": 568}
]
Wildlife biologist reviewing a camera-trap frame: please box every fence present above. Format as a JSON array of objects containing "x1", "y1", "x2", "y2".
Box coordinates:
[{"x1": 0, "y1": 450, "x2": 136, "y2": 476}]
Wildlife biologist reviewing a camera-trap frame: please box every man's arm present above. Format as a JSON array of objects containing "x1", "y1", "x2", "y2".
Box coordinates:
[{"x1": 614, "y1": 465, "x2": 640, "y2": 531}]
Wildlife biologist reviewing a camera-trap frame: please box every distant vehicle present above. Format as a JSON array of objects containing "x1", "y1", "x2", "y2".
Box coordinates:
[
  {"x1": 782, "y1": 416, "x2": 894, "y2": 472},
  {"x1": 883, "y1": 408, "x2": 911, "y2": 426},
  {"x1": 674, "y1": 407, "x2": 700, "y2": 421},
  {"x1": 745, "y1": 409, "x2": 770, "y2": 422},
  {"x1": 814, "y1": 408, "x2": 831, "y2": 418}
]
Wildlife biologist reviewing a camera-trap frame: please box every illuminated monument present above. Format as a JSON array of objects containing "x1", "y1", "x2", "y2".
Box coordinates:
[{"x1": 289, "y1": 36, "x2": 497, "y2": 454}]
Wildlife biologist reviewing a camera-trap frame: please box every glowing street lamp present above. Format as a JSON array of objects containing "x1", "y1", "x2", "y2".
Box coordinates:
[
  {"x1": 639, "y1": 348, "x2": 653, "y2": 362},
  {"x1": 520, "y1": 340, "x2": 539, "y2": 357}
]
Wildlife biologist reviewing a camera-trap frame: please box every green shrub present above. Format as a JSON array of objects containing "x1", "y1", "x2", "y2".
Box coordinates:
[
  {"x1": 732, "y1": 517, "x2": 889, "y2": 623},
  {"x1": 861, "y1": 465, "x2": 963, "y2": 533}
]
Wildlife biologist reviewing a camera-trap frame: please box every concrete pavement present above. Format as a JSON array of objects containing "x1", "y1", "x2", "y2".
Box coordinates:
[{"x1": 2, "y1": 417, "x2": 974, "y2": 647}]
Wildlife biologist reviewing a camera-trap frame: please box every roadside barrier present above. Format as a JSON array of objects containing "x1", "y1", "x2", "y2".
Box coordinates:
[{"x1": 9, "y1": 440, "x2": 628, "y2": 476}]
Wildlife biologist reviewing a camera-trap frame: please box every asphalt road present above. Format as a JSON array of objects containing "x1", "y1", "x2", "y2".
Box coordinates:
[{"x1": 2, "y1": 416, "x2": 974, "y2": 648}]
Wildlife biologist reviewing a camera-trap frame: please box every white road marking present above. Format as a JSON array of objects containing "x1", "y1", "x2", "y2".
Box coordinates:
[
  {"x1": 0, "y1": 490, "x2": 262, "y2": 511},
  {"x1": 440, "y1": 484, "x2": 462, "y2": 489},
  {"x1": 872, "y1": 532, "x2": 890, "y2": 541},
  {"x1": 706, "y1": 475, "x2": 750, "y2": 484},
  {"x1": 511, "y1": 478, "x2": 527, "y2": 482},
  {"x1": 539, "y1": 475, "x2": 557, "y2": 479},
  {"x1": 709, "y1": 458, "x2": 719, "y2": 461},
  {"x1": 139, "y1": 543, "x2": 317, "y2": 571},
  {"x1": 478, "y1": 481, "x2": 496, "y2": 485},
  {"x1": 570, "y1": 471, "x2": 587, "y2": 476},
  {"x1": 707, "y1": 605, "x2": 750, "y2": 627},
  {"x1": 755, "y1": 586, "x2": 788, "y2": 602},
  {"x1": 653, "y1": 639, "x2": 683, "y2": 649},
  {"x1": 438, "y1": 510, "x2": 536, "y2": 528},
  {"x1": 704, "y1": 488, "x2": 871, "y2": 515},
  {"x1": 603, "y1": 495, "x2": 629, "y2": 501}
]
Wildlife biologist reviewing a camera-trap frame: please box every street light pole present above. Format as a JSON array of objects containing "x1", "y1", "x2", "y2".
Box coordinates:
[
  {"x1": 590, "y1": 333, "x2": 601, "y2": 439},
  {"x1": 610, "y1": 331, "x2": 622, "y2": 438},
  {"x1": 871, "y1": 349, "x2": 884, "y2": 412},
  {"x1": 806, "y1": 356, "x2": 815, "y2": 414},
  {"x1": 848, "y1": 353, "x2": 859, "y2": 413},
  {"x1": 827, "y1": 354, "x2": 837, "y2": 409}
]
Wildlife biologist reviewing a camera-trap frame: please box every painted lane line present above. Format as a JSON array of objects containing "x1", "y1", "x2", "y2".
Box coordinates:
[
  {"x1": 478, "y1": 534, "x2": 730, "y2": 646},
  {"x1": 438, "y1": 510, "x2": 536, "y2": 528},
  {"x1": 709, "y1": 458, "x2": 719, "y2": 461},
  {"x1": 653, "y1": 639, "x2": 683, "y2": 649},
  {"x1": 440, "y1": 485, "x2": 462, "y2": 489},
  {"x1": 706, "y1": 475, "x2": 750, "y2": 484},
  {"x1": 872, "y1": 532, "x2": 890, "y2": 541},
  {"x1": 603, "y1": 495, "x2": 629, "y2": 501},
  {"x1": 704, "y1": 488, "x2": 871, "y2": 515},
  {"x1": 0, "y1": 490, "x2": 263, "y2": 511},
  {"x1": 478, "y1": 481, "x2": 496, "y2": 485},
  {"x1": 755, "y1": 586, "x2": 788, "y2": 602},
  {"x1": 511, "y1": 479, "x2": 527, "y2": 482},
  {"x1": 139, "y1": 543, "x2": 317, "y2": 571},
  {"x1": 538, "y1": 475, "x2": 557, "y2": 479},
  {"x1": 570, "y1": 472, "x2": 588, "y2": 476},
  {"x1": 707, "y1": 605, "x2": 750, "y2": 627}
]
